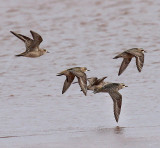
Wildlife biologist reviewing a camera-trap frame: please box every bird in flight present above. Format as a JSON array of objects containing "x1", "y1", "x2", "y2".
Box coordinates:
[
  {"x1": 10, "y1": 30, "x2": 49, "y2": 57},
  {"x1": 113, "y1": 48, "x2": 146, "y2": 76},
  {"x1": 87, "y1": 76, "x2": 108, "y2": 91},
  {"x1": 57, "y1": 67, "x2": 90, "y2": 96},
  {"x1": 94, "y1": 83, "x2": 128, "y2": 122}
]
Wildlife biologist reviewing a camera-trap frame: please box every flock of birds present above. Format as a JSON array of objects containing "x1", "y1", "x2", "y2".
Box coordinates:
[{"x1": 10, "y1": 30, "x2": 146, "y2": 123}]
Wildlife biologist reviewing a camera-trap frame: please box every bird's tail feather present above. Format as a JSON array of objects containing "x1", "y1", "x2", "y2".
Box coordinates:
[
  {"x1": 15, "y1": 54, "x2": 23, "y2": 57},
  {"x1": 113, "y1": 55, "x2": 121, "y2": 59},
  {"x1": 15, "y1": 51, "x2": 27, "y2": 57},
  {"x1": 56, "y1": 73, "x2": 63, "y2": 76}
]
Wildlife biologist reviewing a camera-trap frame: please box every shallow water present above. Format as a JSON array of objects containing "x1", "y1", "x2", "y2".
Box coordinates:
[{"x1": 0, "y1": 0, "x2": 160, "y2": 147}]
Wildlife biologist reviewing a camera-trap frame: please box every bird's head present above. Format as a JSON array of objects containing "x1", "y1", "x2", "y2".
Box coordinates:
[
  {"x1": 120, "y1": 83, "x2": 128, "y2": 89},
  {"x1": 139, "y1": 48, "x2": 147, "y2": 53},
  {"x1": 81, "y1": 67, "x2": 90, "y2": 72},
  {"x1": 43, "y1": 49, "x2": 49, "y2": 53}
]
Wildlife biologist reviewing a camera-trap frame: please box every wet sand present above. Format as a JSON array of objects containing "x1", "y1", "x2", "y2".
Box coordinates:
[{"x1": 0, "y1": 0, "x2": 160, "y2": 147}]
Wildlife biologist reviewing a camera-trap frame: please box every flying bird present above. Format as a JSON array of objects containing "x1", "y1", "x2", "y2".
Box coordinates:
[
  {"x1": 57, "y1": 67, "x2": 89, "y2": 96},
  {"x1": 10, "y1": 30, "x2": 49, "y2": 57},
  {"x1": 73, "y1": 76, "x2": 108, "y2": 91},
  {"x1": 113, "y1": 48, "x2": 146, "y2": 76},
  {"x1": 94, "y1": 83, "x2": 128, "y2": 122},
  {"x1": 87, "y1": 76, "x2": 108, "y2": 91}
]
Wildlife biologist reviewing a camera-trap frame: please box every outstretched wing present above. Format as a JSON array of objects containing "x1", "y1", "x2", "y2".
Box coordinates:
[
  {"x1": 62, "y1": 74, "x2": 75, "y2": 94},
  {"x1": 109, "y1": 91, "x2": 122, "y2": 122},
  {"x1": 96, "y1": 76, "x2": 107, "y2": 85},
  {"x1": 136, "y1": 54, "x2": 144, "y2": 72},
  {"x1": 70, "y1": 70, "x2": 87, "y2": 96},
  {"x1": 10, "y1": 31, "x2": 34, "y2": 52},
  {"x1": 30, "y1": 30, "x2": 43, "y2": 46},
  {"x1": 118, "y1": 58, "x2": 132, "y2": 76},
  {"x1": 10, "y1": 31, "x2": 32, "y2": 42},
  {"x1": 87, "y1": 77, "x2": 97, "y2": 85},
  {"x1": 125, "y1": 48, "x2": 144, "y2": 72}
]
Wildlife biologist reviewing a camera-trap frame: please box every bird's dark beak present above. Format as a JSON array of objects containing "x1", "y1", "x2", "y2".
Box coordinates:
[
  {"x1": 144, "y1": 51, "x2": 147, "y2": 53},
  {"x1": 47, "y1": 51, "x2": 49, "y2": 53},
  {"x1": 125, "y1": 86, "x2": 128, "y2": 87},
  {"x1": 87, "y1": 70, "x2": 90, "y2": 71}
]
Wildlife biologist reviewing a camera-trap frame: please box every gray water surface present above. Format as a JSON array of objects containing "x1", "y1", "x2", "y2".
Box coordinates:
[{"x1": 0, "y1": 0, "x2": 160, "y2": 147}]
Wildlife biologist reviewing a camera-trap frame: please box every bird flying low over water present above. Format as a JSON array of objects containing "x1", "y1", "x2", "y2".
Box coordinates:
[
  {"x1": 57, "y1": 67, "x2": 90, "y2": 96},
  {"x1": 113, "y1": 48, "x2": 146, "y2": 76},
  {"x1": 94, "y1": 83, "x2": 128, "y2": 122},
  {"x1": 87, "y1": 76, "x2": 108, "y2": 91},
  {"x1": 10, "y1": 30, "x2": 49, "y2": 57},
  {"x1": 73, "y1": 76, "x2": 108, "y2": 91}
]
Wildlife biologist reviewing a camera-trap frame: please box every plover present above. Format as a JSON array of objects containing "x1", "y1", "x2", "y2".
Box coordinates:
[
  {"x1": 57, "y1": 67, "x2": 89, "y2": 96},
  {"x1": 10, "y1": 30, "x2": 48, "y2": 57},
  {"x1": 87, "y1": 76, "x2": 108, "y2": 91},
  {"x1": 94, "y1": 83, "x2": 128, "y2": 122},
  {"x1": 113, "y1": 48, "x2": 146, "y2": 76},
  {"x1": 73, "y1": 76, "x2": 108, "y2": 91}
]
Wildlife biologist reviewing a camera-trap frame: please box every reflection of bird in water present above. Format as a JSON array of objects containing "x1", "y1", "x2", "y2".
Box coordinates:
[
  {"x1": 97, "y1": 126, "x2": 124, "y2": 135},
  {"x1": 114, "y1": 126, "x2": 123, "y2": 134},
  {"x1": 113, "y1": 48, "x2": 146, "y2": 75},
  {"x1": 57, "y1": 67, "x2": 89, "y2": 96},
  {"x1": 94, "y1": 83, "x2": 128, "y2": 122},
  {"x1": 10, "y1": 30, "x2": 49, "y2": 57}
]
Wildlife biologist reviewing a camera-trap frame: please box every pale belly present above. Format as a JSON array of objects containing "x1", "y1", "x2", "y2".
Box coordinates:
[{"x1": 25, "y1": 51, "x2": 42, "y2": 57}]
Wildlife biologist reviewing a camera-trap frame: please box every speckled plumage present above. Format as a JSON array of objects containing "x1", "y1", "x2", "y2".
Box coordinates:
[
  {"x1": 10, "y1": 30, "x2": 48, "y2": 57},
  {"x1": 87, "y1": 76, "x2": 108, "y2": 91},
  {"x1": 113, "y1": 48, "x2": 146, "y2": 75},
  {"x1": 57, "y1": 67, "x2": 89, "y2": 96},
  {"x1": 94, "y1": 83, "x2": 128, "y2": 122}
]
